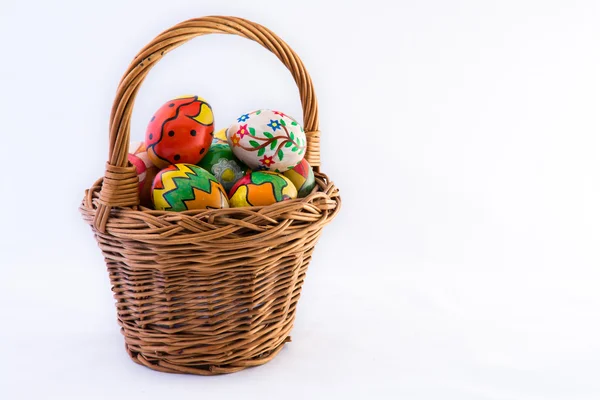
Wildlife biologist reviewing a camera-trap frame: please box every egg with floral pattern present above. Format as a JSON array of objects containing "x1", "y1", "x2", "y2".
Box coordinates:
[
  {"x1": 228, "y1": 171, "x2": 297, "y2": 207},
  {"x1": 226, "y1": 109, "x2": 306, "y2": 172},
  {"x1": 197, "y1": 143, "x2": 248, "y2": 192},
  {"x1": 283, "y1": 158, "x2": 316, "y2": 198}
]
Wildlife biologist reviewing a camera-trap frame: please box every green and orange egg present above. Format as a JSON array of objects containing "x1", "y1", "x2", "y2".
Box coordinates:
[{"x1": 228, "y1": 171, "x2": 297, "y2": 208}]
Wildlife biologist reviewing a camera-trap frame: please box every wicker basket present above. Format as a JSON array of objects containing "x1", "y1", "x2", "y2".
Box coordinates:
[{"x1": 80, "y1": 16, "x2": 340, "y2": 375}]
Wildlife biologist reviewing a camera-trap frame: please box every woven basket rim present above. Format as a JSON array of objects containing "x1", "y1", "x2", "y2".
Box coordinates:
[
  {"x1": 80, "y1": 172, "x2": 341, "y2": 217},
  {"x1": 83, "y1": 172, "x2": 338, "y2": 217},
  {"x1": 81, "y1": 171, "x2": 341, "y2": 252}
]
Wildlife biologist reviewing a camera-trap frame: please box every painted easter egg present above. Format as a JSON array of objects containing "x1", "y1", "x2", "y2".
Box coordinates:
[
  {"x1": 226, "y1": 109, "x2": 307, "y2": 172},
  {"x1": 128, "y1": 141, "x2": 160, "y2": 207},
  {"x1": 212, "y1": 128, "x2": 228, "y2": 144},
  {"x1": 152, "y1": 164, "x2": 229, "y2": 211},
  {"x1": 283, "y1": 158, "x2": 316, "y2": 198},
  {"x1": 229, "y1": 171, "x2": 297, "y2": 208},
  {"x1": 145, "y1": 95, "x2": 214, "y2": 169},
  {"x1": 197, "y1": 143, "x2": 248, "y2": 193}
]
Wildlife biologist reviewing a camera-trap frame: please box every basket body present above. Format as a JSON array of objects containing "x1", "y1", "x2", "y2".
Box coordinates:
[
  {"x1": 111, "y1": 243, "x2": 311, "y2": 374},
  {"x1": 81, "y1": 172, "x2": 339, "y2": 374},
  {"x1": 81, "y1": 16, "x2": 340, "y2": 375},
  {"x1": 103, "y1": 234, "x2": 314, "y2": 374}
]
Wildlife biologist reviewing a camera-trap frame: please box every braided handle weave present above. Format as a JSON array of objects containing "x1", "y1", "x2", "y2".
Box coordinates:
[{"x1": 94, "y1": 16, "x2": 321, "y2": 232}]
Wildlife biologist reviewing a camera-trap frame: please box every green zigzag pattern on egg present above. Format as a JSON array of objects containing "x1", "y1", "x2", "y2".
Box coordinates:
[{"x1": 161, "y1": 166, "x2": 215, "y2": 210}]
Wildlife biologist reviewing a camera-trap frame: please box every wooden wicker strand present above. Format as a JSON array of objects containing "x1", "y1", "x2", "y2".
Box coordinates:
[{"x1": 81, "y1": 16, "x2": 340, "y2": 375}]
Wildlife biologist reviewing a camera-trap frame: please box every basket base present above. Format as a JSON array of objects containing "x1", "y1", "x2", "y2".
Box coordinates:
[{"x1": 124, "y1": 336, "x2": 292, "y2": 375}]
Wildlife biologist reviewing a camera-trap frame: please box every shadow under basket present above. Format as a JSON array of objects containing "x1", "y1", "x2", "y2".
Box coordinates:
[{"x1": 80, "y1": 16, "x2": 340, "y2": 375}]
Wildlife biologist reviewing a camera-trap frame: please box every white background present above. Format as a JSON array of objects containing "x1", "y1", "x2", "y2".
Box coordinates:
[{"x1": 1, "y1": 0, "x2": 599, "y2": 399}]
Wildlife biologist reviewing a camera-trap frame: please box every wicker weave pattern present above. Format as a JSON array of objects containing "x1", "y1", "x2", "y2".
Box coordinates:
[{"x1": 80, "y1": 16, "x2": 340, "y2": 375}]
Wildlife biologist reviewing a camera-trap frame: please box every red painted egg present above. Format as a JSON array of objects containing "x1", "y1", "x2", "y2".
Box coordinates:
[
  {"x1": 128, "y1": 141, "x2": 159, "y2": 207},
  {"x1": 145, "y1": 96, "x2": 214, "y2": 169},
  {"x1": 283, "y1": 158, "x2": 316, "y2": 198}
]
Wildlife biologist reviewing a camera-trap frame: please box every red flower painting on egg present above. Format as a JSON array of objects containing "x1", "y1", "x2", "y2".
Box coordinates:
[{"x1": 145, "y1": 96, "x2": 214, "y2": 169}]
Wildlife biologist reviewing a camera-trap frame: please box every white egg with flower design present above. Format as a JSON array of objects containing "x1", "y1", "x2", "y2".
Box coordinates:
[{"x1": 226, "y1": 109, "x2": 307, "y2": 172}]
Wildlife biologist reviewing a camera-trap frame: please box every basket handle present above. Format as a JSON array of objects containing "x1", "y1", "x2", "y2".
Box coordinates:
[{"x1": 94, "y1": 16, "x2": 321, "y2": 232}]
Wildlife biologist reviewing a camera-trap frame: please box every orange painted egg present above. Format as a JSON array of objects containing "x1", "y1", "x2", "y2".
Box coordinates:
[
  {"x1": 145, "y1": 96, "x2": 214, "y2": 169},
  {"x1": 152, "y1": 164, "x2": 229, "y2": 211},
  {"x1": 283, "y1": 158, "x2": 316, "y2": 198},
  {"x1": 228, "y1": 171, "x2": 297, "y2": 207},
  {"x1": 128, "y1": 141, "x2": 159, "y2": 207}
]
